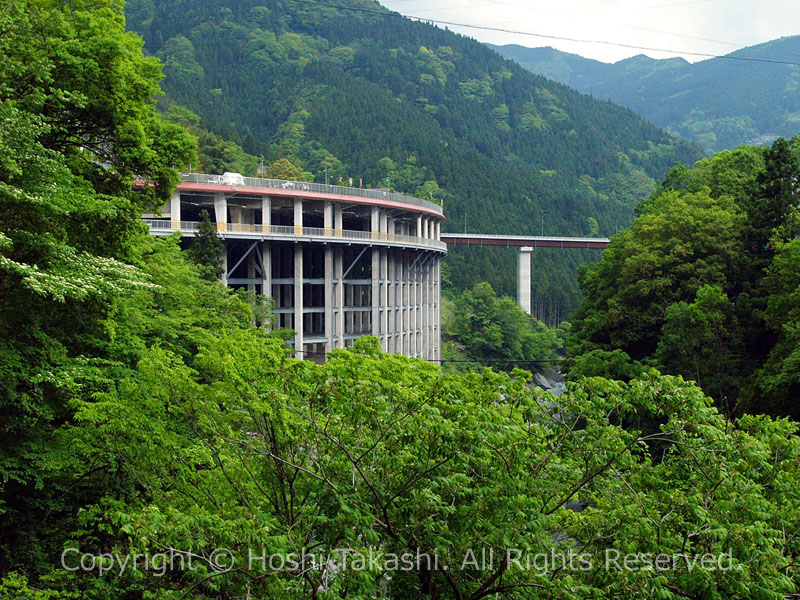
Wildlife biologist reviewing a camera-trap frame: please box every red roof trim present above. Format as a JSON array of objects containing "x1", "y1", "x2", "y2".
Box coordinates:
[{"x1": 177, "y1": 183, "x2": 445, "y2": 219}]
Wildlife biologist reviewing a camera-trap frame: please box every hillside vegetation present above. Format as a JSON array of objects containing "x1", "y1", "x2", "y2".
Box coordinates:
[
  {"x1": 126, "y1": 0, "x2": 701, "y2": 322},
  {"x1": 491, "y1": 37, "x2": 800, "y2": 154},
  {"x1": 567, "y1": 137, "x2": 800, "y2": 419}
]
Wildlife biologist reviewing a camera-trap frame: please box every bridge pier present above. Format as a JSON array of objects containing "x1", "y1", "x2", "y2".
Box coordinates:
[{"x1": 517, "y1": 246, "x2": 533, "y2": 314}]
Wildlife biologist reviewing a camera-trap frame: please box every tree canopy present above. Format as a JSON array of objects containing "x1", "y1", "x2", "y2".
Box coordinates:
[{"x1": 567, "y1": 138, "x2": 800, "y2": 418}]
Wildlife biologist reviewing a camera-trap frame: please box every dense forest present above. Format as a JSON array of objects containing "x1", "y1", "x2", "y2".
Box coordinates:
[
  {"x1": 4, "y1": 2, "x2": 800, "y2": 598},
  {"x1": 491, "y1": 37, "x2": 800, "y2": 154},
  {"x1": 567, "y1": 137, "x2": 800, "y2": 419},
  {"x1": 124, "y1": 0, "x2": 702, "y2": 323}
]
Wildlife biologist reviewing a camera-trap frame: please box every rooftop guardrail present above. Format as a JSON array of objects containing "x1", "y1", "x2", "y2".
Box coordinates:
[{"x1": 180, "y1": 173, "x2": 444, "y2": 216}]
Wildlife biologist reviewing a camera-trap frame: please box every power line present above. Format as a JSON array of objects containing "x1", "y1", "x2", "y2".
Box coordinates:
[{"x1": 283, "y1": 0, "x2": 800, "y2": 66}]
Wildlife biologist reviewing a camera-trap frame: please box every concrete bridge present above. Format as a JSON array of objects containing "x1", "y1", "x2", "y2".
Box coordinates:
[
  {"x1": 440, "y1": 233, "x2": 610, "y2": 314},
  {"x1": 143, "y1": 172, "x2": 611, "y2": 361}
]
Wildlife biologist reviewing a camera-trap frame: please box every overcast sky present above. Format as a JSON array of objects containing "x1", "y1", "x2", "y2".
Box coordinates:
[{"x1": 384, "y1": 0, "x2": 800, "y2": 63}]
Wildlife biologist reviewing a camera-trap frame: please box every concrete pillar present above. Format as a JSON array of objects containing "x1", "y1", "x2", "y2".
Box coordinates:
[
  {"x1": 380, "y1": 248, "x2": 388, "y2": 352},
  {"x1": 380, "y1": 210, "x2": 388, "y2": 241},
  {"x1": 414, "y1": 259, "x2": 422, "y2": 358},
  {"x1": 422, "y1": 217, "x2": 429, "y2": 240},
  {"x1": 294, "y1": 244, "x2": 304, "y2": 356},
  {"x1": 230, "y1": 205, "x2": 243, "y2": 231},
  {"x1": 518, "y1": 246, "x2": 533, "y2": 314},
  {"x1": 334, "y1": 204, "x2": 343, "y2": 237},
  {"x1": 262, "y1": 196, "x2": 271, "y2": 233},
  {"x1": 324, "y1": 202, "x2": 333, "y2": 237},
  {"x1": 170, "y1": 190, "x2": 181, "y2": 230},
  {"x1": 335, "y1": 247, "x2": 344, "y2": 348},
  {"x1": 324, "y1": 245, "x2": 333, "y2": 357},
  {"x1": 416, "y1": 215, "x2": 422, "y2": 239},
  {"x1": 293, "y1": 198, "x2": 303, "y2": 236},
  {"x1": 371, "y1": 206, "x2": 380, "y2": 240},
  {"x1": 220, "y1": 244, "x2": 228, "y2": 287},
  {"x1": 372, "y1": 247, "x2": 380, "y2": 340},
  {"x1": 422, "y1": 258, "x2": 428, "y2": 359},
  {"x1": 436, "y1": 221, "x2": 441, "y2": 241},
  {"x1": 398, "y1": 251, "x2": 405, "y2": 356},
  {"x1": 214, "y1": 192, "x2": 227, "y2": 232},
  {"x1": 247, "y1": 251, "x2": 256, "y2": 293},
  {"x1": 435, "y1": 256, "x2": 442, "y2": 361},
  {"x1": 261, "y1": 242, "x2": 271, "y2": 298},
  {"x1": 388, "y1": 215, "x2": 395, "y2": 242}
]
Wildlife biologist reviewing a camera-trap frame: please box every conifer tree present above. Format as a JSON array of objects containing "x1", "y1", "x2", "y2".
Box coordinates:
[{"x1": 188, "y1": 209, "x2": 224, "y2": 281}]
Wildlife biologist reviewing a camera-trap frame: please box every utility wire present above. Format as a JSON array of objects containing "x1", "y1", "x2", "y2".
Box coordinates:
[{"x1": 283, "y1": 0, "x2": 800, "y2": 66}]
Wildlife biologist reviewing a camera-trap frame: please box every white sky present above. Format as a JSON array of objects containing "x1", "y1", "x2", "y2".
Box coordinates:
[{"x1": 384, "y1": 0, "x2": 800, "y2": 63}]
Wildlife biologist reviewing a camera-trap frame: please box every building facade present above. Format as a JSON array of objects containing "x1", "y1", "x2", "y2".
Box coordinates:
[{"x1": 144, "y1": 173, "x2": 446, "y2": 361}]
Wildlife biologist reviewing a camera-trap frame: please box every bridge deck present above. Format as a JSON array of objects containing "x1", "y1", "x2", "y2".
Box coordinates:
[{"x1": 440, "y1": 233, "x2": 609, "y2": 249}]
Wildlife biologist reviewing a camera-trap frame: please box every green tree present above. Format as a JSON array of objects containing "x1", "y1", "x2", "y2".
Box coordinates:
[
  {"x1": 266, "y1": 157, "x2": 310, "y2": 181},
  {"x1": 446, "y1": 282, "x2": 562, "y2": 368},
  {"x1": 568, "y1": 188, "x2": 744, "y2": 362},
  {"x1": 654, "y1": 284, "x2": 743, "y2": 407},
  {"x1": 187, "y1": 209, "x2": 224, "y2": 281},
  {"x1": 0, "y1": 0, "x2": 195, "y2": 573}
]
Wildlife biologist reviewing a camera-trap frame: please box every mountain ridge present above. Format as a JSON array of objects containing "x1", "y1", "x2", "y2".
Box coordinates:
[{"x1": 489, "y1": 36, "x2": 800, "y2": 153}]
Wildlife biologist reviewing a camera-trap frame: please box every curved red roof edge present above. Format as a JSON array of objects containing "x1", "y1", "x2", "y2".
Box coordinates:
[{"x1": 177, "y1": 182, "x2": 446, "y2": 220}]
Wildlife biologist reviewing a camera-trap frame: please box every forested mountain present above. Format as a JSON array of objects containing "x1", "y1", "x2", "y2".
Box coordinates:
[
  {"x1": 125, "y1": 0, "x2": 701, "y2": 322},
  {"x1": 490, "y1": 37, "x2": 800, "y2": 154}
]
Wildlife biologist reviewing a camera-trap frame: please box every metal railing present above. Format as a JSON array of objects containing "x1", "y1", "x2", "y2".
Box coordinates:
[
  {"x1": 143, "y1": 219, "x2": 447, "y2": 251},
  {"x1": 180, "y1": 172, "x2": 444, "y2": 215}
]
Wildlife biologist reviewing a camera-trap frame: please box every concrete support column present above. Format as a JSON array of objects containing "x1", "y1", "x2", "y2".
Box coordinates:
[
  {"x1": 380, "y1": 210, "x2": 388, "y2": 241},
  {"x1": 371, "y1": 247, "x2": 380, "y2": 340},
  {"x1": 335, "y1": 247, "x2": 344, "y2": 348},
  {"x1": 422, "y1": 217, "x2": 429, "y2": 240},
  {"x1": 262, "y1": 196, "x2": 271, "y2": 233},
  {"x1": 230, "y1": 206, "x2": 243, "y2": 231},
  {"x1": 371, "y1": 206, "x2": 380, "y2": 240},
  {"x1": 436, "y1": 258, "x2": 441, "y2": 361},
  {"x1": 261, "y1": 242, "x2": 271, "y2": 298},
  {"x1": 170, "y1": 191, "x2": 181, "y2": 230},
  {"x1": 294, "y1": 198, "x2": 303, "y2": 235},
  {"x1": 324, "y1": 245, "x2": 333, "y2": 356},
  {"x1": 247, "y1": 251, "x2": 256, "y2": 293},
  {"x1": 324, "y1": 202, "x2": 333, "y2": 237},
  {"x1": 334, "y1": 204, "x2": 343, "y2": 237},
  {"x1": 395, "y1": 252, "x2": 402, "y2": 355},
  {"x1": 518, "y1": 246, "x2": 533, "y2": 314},
  {"x1": 380, "y1": 248, "x2": 388, "y2": 352},
  {"x1": 416, "y1": 215, "x2": 422, "y2": 239},
  {"x1": 220, "y1": 243, "x2": 228, "y2": 287},
  {"x1": 214, "y1": 192, "x2": 227, "y2": 232},
  {"x1": 436, "y1": 221, "x2": 441, "y2": 241},
  {"x1": 388, "y1": 215, "x2": 395, "y2": 242},
  {"x1": 386, "y1": 250, "x2": 394, "y2": 354},
  {"x1": 422, "y1": 259, "x2": 428, "y2": 360},
  {"x1": 294, "y1": 244, "x2": 304, "y2": 356},
  {"x1": 415, "y1": 258, "x2": 422, "y2": 358}
]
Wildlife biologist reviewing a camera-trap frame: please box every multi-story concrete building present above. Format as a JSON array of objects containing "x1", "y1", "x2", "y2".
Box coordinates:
[{"x1": 144, "y1": 173, "x2": 446, "y2": 362}]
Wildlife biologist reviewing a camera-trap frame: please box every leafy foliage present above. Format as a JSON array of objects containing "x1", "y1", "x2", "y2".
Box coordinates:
[
  {"x1": 443, "y1": 282, "x2": 565, "y2": 369},
  {"x1": 568, "y1": 137, "x2": 800, "y2": 417}
]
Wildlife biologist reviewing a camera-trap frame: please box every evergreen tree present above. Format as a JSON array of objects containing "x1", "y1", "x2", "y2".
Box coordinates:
[{"x1": 188, "y1": 209, "x2": 224, "y2": 281}]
